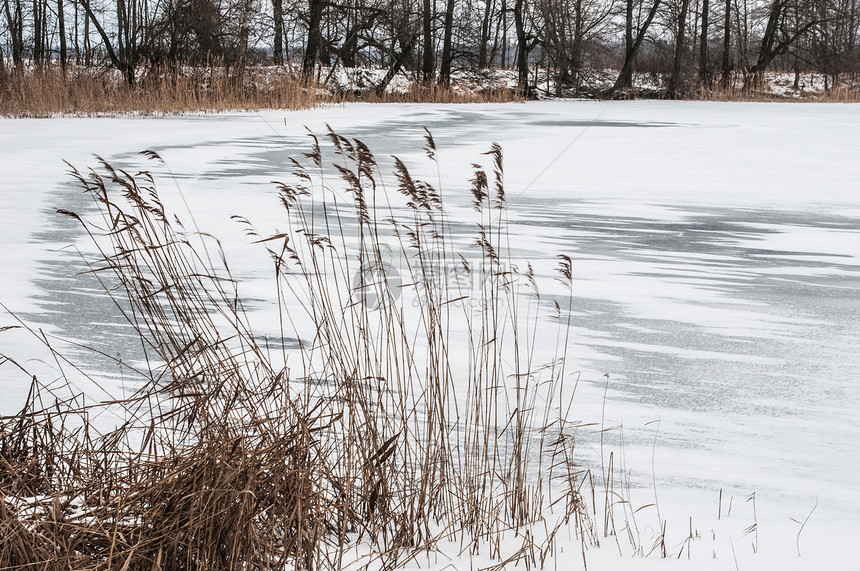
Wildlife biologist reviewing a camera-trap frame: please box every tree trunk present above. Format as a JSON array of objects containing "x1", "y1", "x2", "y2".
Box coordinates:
[
  {"x1": 747, "y1": 0, "x2": 784, "y2": 88},
  {"x1": 439, "y1": 0, "x2": 455, "y2": 85},
  {"x1": 514, "y1": 0, "x2": 529, "y2": 95},
  {"x1": 422, "y1": 0, "x2": 434, "y2": 82},
  {"x1": 58, "y1": 0, "x2": 68, "y2": 71},
  {"x1": 501, "y1": 0, "x2": 508, "y2": 67},
  {"x1": 80, "y1": 0, "x2": 131, "y2": 81},
  {"x1": 571, "y1": 0, "x2": 584, "y2": 90},
  {"x1": 479, "y1": 0, "x2": 493, "y2": 68},
  {"x1": 116, "y1": 0, "x2": 126, "y2": 68},
  {"x1": 32, "y1": 0, "x2": 42, "y2": 64},
  {"x1": 612, "y1": 0, "x2": 662, "y2": 92},
  {"x1": 743, "y1": 0, "x2": 813, "y2": 91},
  {"x1": 238, "y1": 0, "x2": 252, "y2": 65},
  {"x1": 619, "y1": 0, "x2": 634, "y2": 88},
  {"x1": 375, "y1": 37, "x2": 415, "y2": 96},
  {"x1": 303, "y1": 0, "x2": 325, "y2": 77},
  {"x1": 74, "y1": 0, "x2": 80, "y2": 64},
  {"x1": 3, "y1": 0, "x2": 24, "y2": 68},
  {"x1": 84, "y1": 6, "x2": 91, "y2": 66},
  {"x1": 699, "y1": 0, "x2": 710, "y2": 87},
  {"x1": 273, "y1": 0, "x2": 284, "y2": 64},
  {"x1": 721, "y1": 0, "x2": 731, "y2": 88},
  {"x1": 669, "y1": 0, "x2": 691, "y2": 97},
  {"x1": 850, "y1": 0, "x2": 857, "y2": 52}
]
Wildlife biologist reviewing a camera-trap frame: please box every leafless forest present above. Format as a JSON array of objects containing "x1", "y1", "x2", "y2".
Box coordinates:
[{"x1": 1, "y1": 0, "x2": 859, "y2": 99}]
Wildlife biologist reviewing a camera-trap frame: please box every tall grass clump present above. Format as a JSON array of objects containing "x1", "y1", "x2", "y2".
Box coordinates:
[{"x1": 0, "y1": 130, "x2": 595, "y2": 569}]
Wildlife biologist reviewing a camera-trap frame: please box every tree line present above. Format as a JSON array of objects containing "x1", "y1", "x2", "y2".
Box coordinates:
[{"x1": 2, "y1": 0, "x2": 858, "y2": 96}]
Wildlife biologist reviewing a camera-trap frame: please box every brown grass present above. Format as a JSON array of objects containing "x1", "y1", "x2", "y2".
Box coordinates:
[
  {"x1": 685, "y1": 73, "x2": 860, "y2": 102},
  {"x1": 6, "y1": 61, "x2": 856, "y2": 116},
  {"x1": 687, "y1": 87, "x2": 860, "y2": 102},
  {"x1": 0, "y1": 64, "x2": 522, "y2": 117},
  {"x1": 0, "y1": 131, "x2": 594, "y2": 569},
  {"x1": 0, "y1": 64, "x2": 332, "y2": 116}
]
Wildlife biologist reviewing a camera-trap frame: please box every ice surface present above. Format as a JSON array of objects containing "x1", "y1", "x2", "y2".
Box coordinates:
[{"x1": 1, "y1": 101, "x2": 859, "y2": 569}]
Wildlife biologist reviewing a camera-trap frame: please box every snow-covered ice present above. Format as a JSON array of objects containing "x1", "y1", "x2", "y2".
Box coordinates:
[{"x1": 1, "y1": 101, "x2": 859, "y2": 569}]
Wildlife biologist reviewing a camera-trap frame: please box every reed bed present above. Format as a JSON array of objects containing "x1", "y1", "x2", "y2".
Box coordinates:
[
  {"x1": 0, "y1": 64, "x2": 331, "y2": 116},
  {"x1": 0, "y1": 64, "x2": 521, "y2": 117},
  {"x1": 0, "y1": 130, "x2": 603, "y2": 570},
  {"x1": 686, "y1": 85, "x2": 860, "y2": 102},
  {"x1": 4, "y1": 61, "x2": 855, "y2": 116},
  {"x1": 684, "y1": 71, "x2": 860, "y2": 102}
]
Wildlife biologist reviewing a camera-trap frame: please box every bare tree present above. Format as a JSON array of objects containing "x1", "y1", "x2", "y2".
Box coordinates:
[
  {"x1": 721, "y1": 0, "x2": 731, "y2": 85},
  {"x1": 422, "y1": 0, "x2": 433, "y2": 81},
  {"x1": 700, "y1": 0, "x2": 711, "y2": 86},
  {"x1": 79, "y1": 0, "x2": 132, "y2": 81},
  {"x1": 744, "y1": 0, "x2": 817, "y2": 89},
  {"x1": 58, "y1": 0, "x2": 67, "y2": 71},
  {"x1": 669, "y1": 0, "x2": 692, "y2": 96},
  {"x1": 513, "y1": 0, "x2": 531, "y2": 93},
  {"x1": 3, "y1": 0, "x2": 24, "y2": 68},
  {"x1": 538, "y1": 0, "x2": 613, "y2": 92},
  {"x1": 439, "y1": 0, "x2": 455, "y2": 84},
  {"x1": 613, "y1": 0, "x2": 662, "y2": 91},
  {"x1": 478, "y1": 0, "x2": 493, "y2": 67},
  {"x1": 304, "y1": 0, "x2": 327, "y2": 76},
  {"x1": 802, "y1": 0, "x2": 858, "y2": 88},
  {"x1": 273, "y1": 0, "x2": 284, "y2": 63}
]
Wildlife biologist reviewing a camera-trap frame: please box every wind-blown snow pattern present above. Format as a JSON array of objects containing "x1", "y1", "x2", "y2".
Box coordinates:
[{"x1": 1, "y1": 101, "x2": 859, "y2": 569}]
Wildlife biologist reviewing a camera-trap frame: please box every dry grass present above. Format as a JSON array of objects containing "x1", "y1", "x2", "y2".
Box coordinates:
[
  {"x1": 688, "y1": 87, "x2": 860, "y2": 102},
  {"x1": 0, "y1": 64, "x2": 332, "y2": 116},
  {"x1": 0, "y1": 64, "x2": 521, "y2": 117},
  {"x1": 5, "y1": 61, "x2": 855, "y2": 116},
  {"x1": 0, "y1": 131, "x2": 595, "y2": 569},
  {"x1": 685, "y1": 72, "x2": 860, "y2": 102}
]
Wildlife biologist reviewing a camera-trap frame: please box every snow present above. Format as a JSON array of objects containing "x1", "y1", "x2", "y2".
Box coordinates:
[
  {"x1": 1, "y1": 101, "x2": 859, "y2": 569},
  {"x1": 324, "y1": 65, "x2": 855, "y2": 100}
]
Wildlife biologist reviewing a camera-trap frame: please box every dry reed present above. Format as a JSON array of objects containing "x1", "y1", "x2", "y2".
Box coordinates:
[
  {"x1": 0, "y1": 131, "x2": 596, "y2": 569},
  {"x1": 0, "y1": 64, "x2": 521, "y2": 117},
  {"x1": 0, "y1": 64, "x2": 331, "y2": 116},
  {"x1": 685, "y1": 72, "x2": 860, "y2": 102}
]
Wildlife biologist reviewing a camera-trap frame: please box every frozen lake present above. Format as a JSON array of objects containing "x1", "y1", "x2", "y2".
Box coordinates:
[{"x1": 2, "y1": 101, "x2": 859, "y2": 568}]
